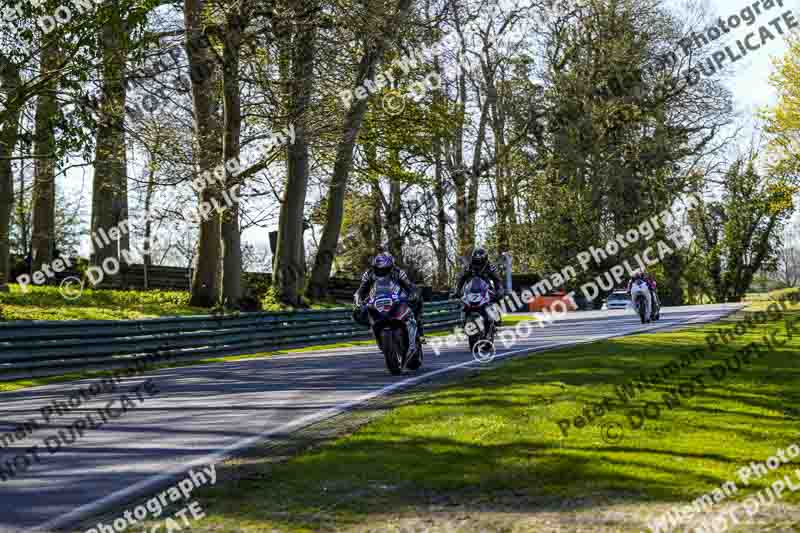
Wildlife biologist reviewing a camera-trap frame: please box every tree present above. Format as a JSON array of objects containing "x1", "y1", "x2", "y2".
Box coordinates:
[
  {"x1": 220, "y1": 3, "x2": 246, "y2": 308},
  {"x1": 516, "y1": 0, "x2": 731, "y2": 295},
  {"x1": 30, "y1": 37, "x2": 60, "y2": 273},
  {"x1": 0, "y1": 56, "x2": 22, "y2": 290},
  {"x1": 306, "y1": 0, "x2": 416, "y2": 300},
  {"x1": 185, "y1": 0, "x2": 224, "y2": 307},
  {"x1": 762, "y1": 33, "x2": 800, "y2": 181},
  {"x1": 90, "y1": 1, "x2": 133, "y2": 267},
  {"x1": 775, "y1": 227, "x2": 800, "y2": 287},
  {"x1": 273, "y1": 0, "x2": 318, "y2": 307},
  {"x1": 689, "y1": 156, "x2": 796, "y2": 302}
]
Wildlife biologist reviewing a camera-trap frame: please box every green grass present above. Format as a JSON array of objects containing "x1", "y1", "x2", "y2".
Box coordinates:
[
  {"x1": 156, "y1": 293, "x2": 800, "y2": 532},
  {"x1": 0, "y1": 284, "x2": 349, "y2": 321},
  {"x1": 0, "y1": 284, "x2": 205, "y2": 321},
  {"x1": 502, "y1": 313, "x2": 537, "y2": 326}
]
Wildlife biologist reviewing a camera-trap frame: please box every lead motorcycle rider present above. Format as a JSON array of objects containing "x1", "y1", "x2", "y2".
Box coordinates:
[{"x1": 353, "y1": 251, "x2": 425, "y2": 343}]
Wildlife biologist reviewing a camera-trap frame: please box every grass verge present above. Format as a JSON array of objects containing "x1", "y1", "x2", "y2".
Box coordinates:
[
  {"x1": 118, "y1": 293, "x2": 800, "y2": 532},
  {"x1": 0, "y1": 284, "x2": 350, "y2": 321},
  {"x1": 0, "y1": 285, "x2": 205, "y2": 320}
]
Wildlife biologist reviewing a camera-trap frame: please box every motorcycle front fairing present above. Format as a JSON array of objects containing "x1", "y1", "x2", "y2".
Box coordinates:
[
  {"x1": 367, "y1": 277, "x2": 417, "y2": 354},
  {"x1": 461, "y1": 277, "x2": 495, "y2": 333}
]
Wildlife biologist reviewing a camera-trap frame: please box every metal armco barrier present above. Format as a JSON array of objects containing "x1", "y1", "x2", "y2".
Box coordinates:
[{"x1": 0, "y1": 301, "x2": 462, "y2": 377}]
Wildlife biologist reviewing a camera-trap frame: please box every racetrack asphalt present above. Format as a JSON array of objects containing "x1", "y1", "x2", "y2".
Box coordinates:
[{"x1": 0, "y1": 303, "x2": 743, "y2": 532}]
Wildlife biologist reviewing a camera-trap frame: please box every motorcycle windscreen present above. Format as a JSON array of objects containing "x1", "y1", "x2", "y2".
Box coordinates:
[
  {"x1": 372, "y1": 276, "x2": 398, "y2": 313},
  {"x1": 464, "y1": 277, "x2": 488, "y2": 304}
]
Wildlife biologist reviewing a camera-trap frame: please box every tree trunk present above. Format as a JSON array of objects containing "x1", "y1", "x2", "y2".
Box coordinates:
[
  {"x1": 449, "y1": 62, "x2": 489, "y2": 260},
  {"x1": 30, "y1": 41, "x2": 59, "y2": 273},
  {"x1": 466, "y1": 79, "x2": 490, "y2": 253},
  {"x1": 16, "y1": 156, "x2": 28, "y2": 259},
  {"x1": 371, "y1": 179, "x2": 382, "y2": 249},
  {"x1": 386, "y1": 173, "x2": 402, "y2": 262},
  {"x1": 142, "y1": 156, "x2": 157, "y2": 289},
  {"x1": 91, "y1": 9, "x2": 130, "y2": 266},
  {"x1": 433, "y1": 130, "x2": 447, "y2": 288},
  {"x1": 306, "y1": 0, "x2": 414, "y2": 300},
  {"x1": 274, "y1": 0, "x2": 317, "y2": 306},
  {"x1": 221, "y1": 10, "x2": 243, "y2": 309},
  {"x1": 662, "y1": 251, "x2": 684, "y2": 306},
  {"x1": 489, "y1": 74, "x2": 512, "y2": 253},
  {"x1": 0, "y1": 57, "x2": 22, "y2": 291},
  {"x1": 451, "y1": 72, "x2": 468, "y2": 261},
  {"x1": 185, "y1": 0, "x2": 223, "y2": 307}
]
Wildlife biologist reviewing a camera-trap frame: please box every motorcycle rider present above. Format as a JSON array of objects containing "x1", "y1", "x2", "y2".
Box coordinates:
[
  {"x1": 454, "y1": 248, "x2": 506, "y2": 329},
  {"x1": 455, "y1": 247, "x2": 506, "y2": 300},
  {"x1": 354, "y1": 251, "x2": 425, "y2": 342},
  {"x1": 627, "y1": 271, "x2": 652, "y2": 322},
  {"x1": 644, "y1": 271, "x2": 660, "y2": 320}
]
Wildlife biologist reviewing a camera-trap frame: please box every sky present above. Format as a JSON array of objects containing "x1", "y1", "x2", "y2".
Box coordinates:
[
  {"x1": 705, "y1": 0, "x2": 794, "y2": 123},
  {"x1": 703, "y1": 0, "x2": 800, "y2": 229}
]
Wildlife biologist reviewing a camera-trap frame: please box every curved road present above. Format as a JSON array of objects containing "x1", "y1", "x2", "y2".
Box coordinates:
[{"x1": 0, "y1": 304, "x2": 741, "y2": 532}]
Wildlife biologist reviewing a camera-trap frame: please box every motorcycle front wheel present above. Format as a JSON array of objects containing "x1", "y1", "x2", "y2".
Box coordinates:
[
  {"x1": 381, "y1": 328, "x2": 404, "y2": 375},
  {"x1": 637, "y1": 296, "x2": 646, "y2": 323}
]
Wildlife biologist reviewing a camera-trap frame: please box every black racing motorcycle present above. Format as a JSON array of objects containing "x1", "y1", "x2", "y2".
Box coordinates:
[{"x1": 460, "y1": 277, "x2": 498, "y2": 352}]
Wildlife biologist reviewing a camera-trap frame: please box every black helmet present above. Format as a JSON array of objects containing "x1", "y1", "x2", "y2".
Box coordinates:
[
  {"x1": 471, "y1": 247, "x2": 488, "y2": 270},
  {"x1": 372, "y1": 252, "x2": 395, "y2": 277}
]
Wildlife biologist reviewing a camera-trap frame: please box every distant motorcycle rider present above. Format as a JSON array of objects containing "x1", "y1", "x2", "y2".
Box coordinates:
[
  {"x1": 627, "y1": 271, "x2": 652, "y2": 322},
  {"x1": 455, "y1": 247, "x2": 506, "y2": 301},
  {"x1": 354, "y1": 251, "x2": 425, "y2": 341},
  {"x1": 643, "y1": 271, "x2": 660, "y2": 319}
]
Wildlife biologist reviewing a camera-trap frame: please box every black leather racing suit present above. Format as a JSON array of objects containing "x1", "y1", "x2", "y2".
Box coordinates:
[
  {"x1": 455, "y1": 263, "x2": 504, "y2": 299},
  {"x1": 356, "y1": 267, "x2": 424, "y2": 335}
]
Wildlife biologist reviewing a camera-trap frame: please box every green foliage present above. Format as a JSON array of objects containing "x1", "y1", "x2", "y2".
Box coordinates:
[
  {"x1": 688, "y1": 159, "x2": 797, "y2": 302},
  {"x1": 510, "y1": 0, "x2": 727, "y2": 293},
  {"x1": 260, "y1": 286, "x2": 285, "y2": 312},
  {"x1": 762, "y1": 34, "x2": 800, "y2": 181},
  {"x1": 769, "y1": 286, "x2": 800, "y2": 301}
]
